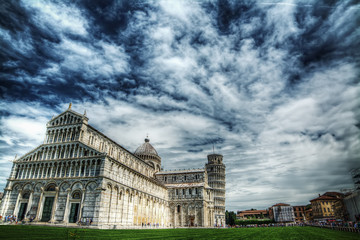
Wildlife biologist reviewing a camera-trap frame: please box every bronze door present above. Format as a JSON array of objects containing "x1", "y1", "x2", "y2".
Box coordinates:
[
  {"x1": 41, "y1": 197, "x2": 54, "y2": 222},
  {"x1": 69, "y1": 203, "x2": 80, "y2": 223},
  {"x1": 18, "y1": 202, "x2": 28, "y2": 221}
]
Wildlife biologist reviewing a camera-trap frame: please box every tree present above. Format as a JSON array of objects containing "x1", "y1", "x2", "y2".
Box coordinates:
[{"x1": 225, "y1": 210, "x2": 236, "y2": 226}]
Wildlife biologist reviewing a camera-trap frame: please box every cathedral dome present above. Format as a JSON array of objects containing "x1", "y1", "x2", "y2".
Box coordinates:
[
  {"x1": 134, "y1": 137, "x2": 161, "y2": 171},
  {"x1": 134, "y1": 138, "x2": 159, "y2": 156}
]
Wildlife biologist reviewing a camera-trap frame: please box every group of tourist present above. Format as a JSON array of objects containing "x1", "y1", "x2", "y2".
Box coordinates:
[
  {"x1": 77, "y1": 218, "x2": 93, "y2": 226},
  {"x1": 0, "y1": 215, "x2": 18, "y2": 224},
  {"x1": 0, "y1": 215, "x2": 36, "y2": 224},
  {"x1": 310, "y1": 221, "x2": 360, "y2": 228},
  {"x1": 141, "y1": 223, "x2": 161, "y2": 228},
  {"x1": 230, "y1": 222, "x2": 306, "y2": 228}
]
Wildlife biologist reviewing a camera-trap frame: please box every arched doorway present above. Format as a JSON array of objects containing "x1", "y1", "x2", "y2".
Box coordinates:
[
  {"x1": 41, "y1": 184, "x2": 56, "y2": 222},
  {"x1": 17, "y1": 191, "x2": 30, "y2": 221},
  {"x1": 69, "y1": 191, "x2": 81, "y2": 223}
]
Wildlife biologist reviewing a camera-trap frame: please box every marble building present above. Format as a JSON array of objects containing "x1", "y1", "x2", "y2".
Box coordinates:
[{"x1": 0, "y1": 104, "x2": 226, "y2": 228}]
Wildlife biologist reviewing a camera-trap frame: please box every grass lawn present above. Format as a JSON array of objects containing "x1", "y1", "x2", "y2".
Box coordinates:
[{"x1": 0, "y1": 225, "x2": 359, "y2": 240}]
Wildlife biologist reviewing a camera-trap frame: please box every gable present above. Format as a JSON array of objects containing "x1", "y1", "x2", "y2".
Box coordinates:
[
  {"x1": 17, "y1": 142, "x2": 103, "y2": 162},
  {"x1": 48, "y1": 109, "x2": 87, "y2": 127}
]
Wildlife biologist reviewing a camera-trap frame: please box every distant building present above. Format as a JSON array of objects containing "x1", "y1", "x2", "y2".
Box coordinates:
[
  {"x1": 304, "y1": 207, "x2": 313, "y2": 222},
  {"x1": 236, "y1": 210, "x2": 269, "y2": 220},
  {"x1": 344, "y1": 190, "x2": 360, "y2": 222},
  {"x1": 269, "y1": 203, "x2": 295, "y2": 223},
  {"x1": 342, "y1": 169, "x2": 360, "y2": 222},
  {"x1": 351, "y1": 168, "x2": 360, "y2": 190},
  {"x1": 310, "y1": 192, "x2": 345, "y2": 222},
  {"x1": 293, "y1": 205, "x2": 306, "y2": 223}
]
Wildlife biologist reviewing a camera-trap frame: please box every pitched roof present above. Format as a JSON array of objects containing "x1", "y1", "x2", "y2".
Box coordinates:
[
  {"x1": 310, "y1": 195, "x2": 338, "y2": 202},
  {"x1": 237, "y1": 210, "x2": 268, "y2": 215},
  {"x1": 323, "y1": 192, "x2": 344, "y2": 198},
  {"x1": 164, "y1": 182, "x2": 205, "y2": 188},
  {"x1": 272, "y1": 203, "x2": 290, "y2": 207},
  {"x1": 156, "y1": 169, "x2": 205, "y2": 175}
]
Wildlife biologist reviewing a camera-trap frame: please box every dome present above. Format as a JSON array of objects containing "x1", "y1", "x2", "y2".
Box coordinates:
[
  {"x1": 134, "y1": 138, "x2": 161, "y2": 171},
  {"x1": 134, "y1": 138, "x2": 159, "y2": 156}
]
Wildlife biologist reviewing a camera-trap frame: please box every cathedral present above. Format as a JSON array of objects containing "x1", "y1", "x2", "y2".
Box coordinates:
[{"x1": 0, "y1": 105, "x2": 226, "y2": 228}]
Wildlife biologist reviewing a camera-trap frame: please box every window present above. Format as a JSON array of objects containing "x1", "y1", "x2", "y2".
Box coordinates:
[
  {"x1": 177, "y1": 205, "x2": 181, "y2": 213},
  {"x1": 46, "y1": 184, "x2": 56, "y2": 191},
  {"x1": 176, "y1": 189, "x2": 178, "y2": 195},
  {"x1": 182, "y1": 189, "x2": 185, "y2": 195},
  {"x1": 72, "y1": 191, "x2": 81, "y2": 199},
  {"x1": 22, "y1": 192, "x2": 30, "y2": 199},
  {"x1": 189, "y1": 189, "x2": 192, "y2": 195},
  {"x1": 324, "y1": 208, "x2": 326, "y2": 212}
]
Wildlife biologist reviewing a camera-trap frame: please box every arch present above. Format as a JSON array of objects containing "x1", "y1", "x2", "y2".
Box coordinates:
[
  {"x1": 70, "y1": 181, "x2": 83, "y2": 191},
  {"x1": 85, "y1": 181, "x2": 97, "y2": 191},
  {"x1": 22, "y1": 183, "x2": 33, "y2": 191},
  {"x1": 33, "y1": 182, "x2": 43, "y2": 192},
  {"x1": 59, "y1": 181, "x2": 71, "y2": 191}
]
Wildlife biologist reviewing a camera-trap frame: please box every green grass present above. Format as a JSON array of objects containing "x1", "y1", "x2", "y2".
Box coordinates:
[{"x1": 0, "y1": 225, "x2": 359, "y2": 240}]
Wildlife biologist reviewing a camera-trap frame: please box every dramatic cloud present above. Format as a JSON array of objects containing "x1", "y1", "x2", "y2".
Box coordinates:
[{"x1": 1, "y1": 0, "x2": 359, "y2": 211}]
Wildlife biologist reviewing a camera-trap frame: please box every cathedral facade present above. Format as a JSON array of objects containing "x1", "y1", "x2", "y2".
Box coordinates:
[{"x1": 0, "y1": 105, "x2": 226, "y2": 228}]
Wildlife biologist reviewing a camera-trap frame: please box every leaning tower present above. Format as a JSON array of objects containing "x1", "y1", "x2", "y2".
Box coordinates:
[{"x1": 206, "y1": 153, "x2": 226, "y2": 227}]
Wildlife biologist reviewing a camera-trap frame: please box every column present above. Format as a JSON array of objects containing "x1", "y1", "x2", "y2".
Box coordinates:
[
  {"x1": 114, "y1": 190, "x2": 118, "y2": 224},
  {"x1": 21, "y1": 166, "x2": 26, "y2": 179},
  {"x1": 80, "y1": 148, "x2": 84, "y2": 157},
  {"x1": 27, "y1": 165, "x2": 32, "y2": 179},
  {"x1": 36, "y1": 165, "x2": 40, "y2": 179},
  {"x1": 34, "y1": 188, "x2": 44, "y2": 221},
  {"x1": 63, "y1": 146, "x2": 68, "y2": 158},
  {"x1": 52, "y1": 131, "x2": 56, "y2": 143},
  {"x1": 174, "y1": 207, "x2": 177, "y2": 227},
  {"x1": 50, "y1": 187, "x2": 59, "y2": 223},
  {"x1": 69, "y1": 164, "x2": 72, "y2": 178},
  {"x1": 84, "y1": 163, "x2": 87, "y2": 177},
  {"x1": 13, "y1": 192, "x2": 22, "y2": 217},
  {"x1": 11, "y1": 164, "x2": 18, "y2": 179},
  {"x1": 59, "y1": 164, "x2": 63, "y2": 178},
  {"x1": 41, "y1": 165, "x2": 45, "y2": 179},
  {"x1": 25, "y1": 191, "x2": 34, "y2": 220},
  {"x1": 43, "y1": 132, "x2": 48, "y2": 144},
  {"x1": 56, "y1": 146, "x2": 61, "y2": 159},
  {"x1": 93, "y1": 161, "x2": 97, "y2": 176},
  {"x1": 119, "y1": 192, "x2": 124, "y2": 225},
  {"x1": 78, "y1": 162, "x2": 82, "y2": 177},
  {"x1": 107, "y1": 187, "x2": 113, "y2": 224},
  {"x1": 63, "y1": 189, "x2": 71, "y2": 223},
  {"x1": 78, "y1": 188, "x2": 86, "y2": 222},
  {"x1": 55, "y1": 164, "x2": 59, "y2": 178}
]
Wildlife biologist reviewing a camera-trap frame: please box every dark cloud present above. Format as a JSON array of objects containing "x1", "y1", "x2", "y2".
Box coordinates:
[{"x1": 0, "y1": 0, "x2": 359, "y2": 211}]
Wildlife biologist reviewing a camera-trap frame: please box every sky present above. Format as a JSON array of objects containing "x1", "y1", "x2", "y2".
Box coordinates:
[{"x1": 0, "y1": 0, "x2": 359, "y2": 211}]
